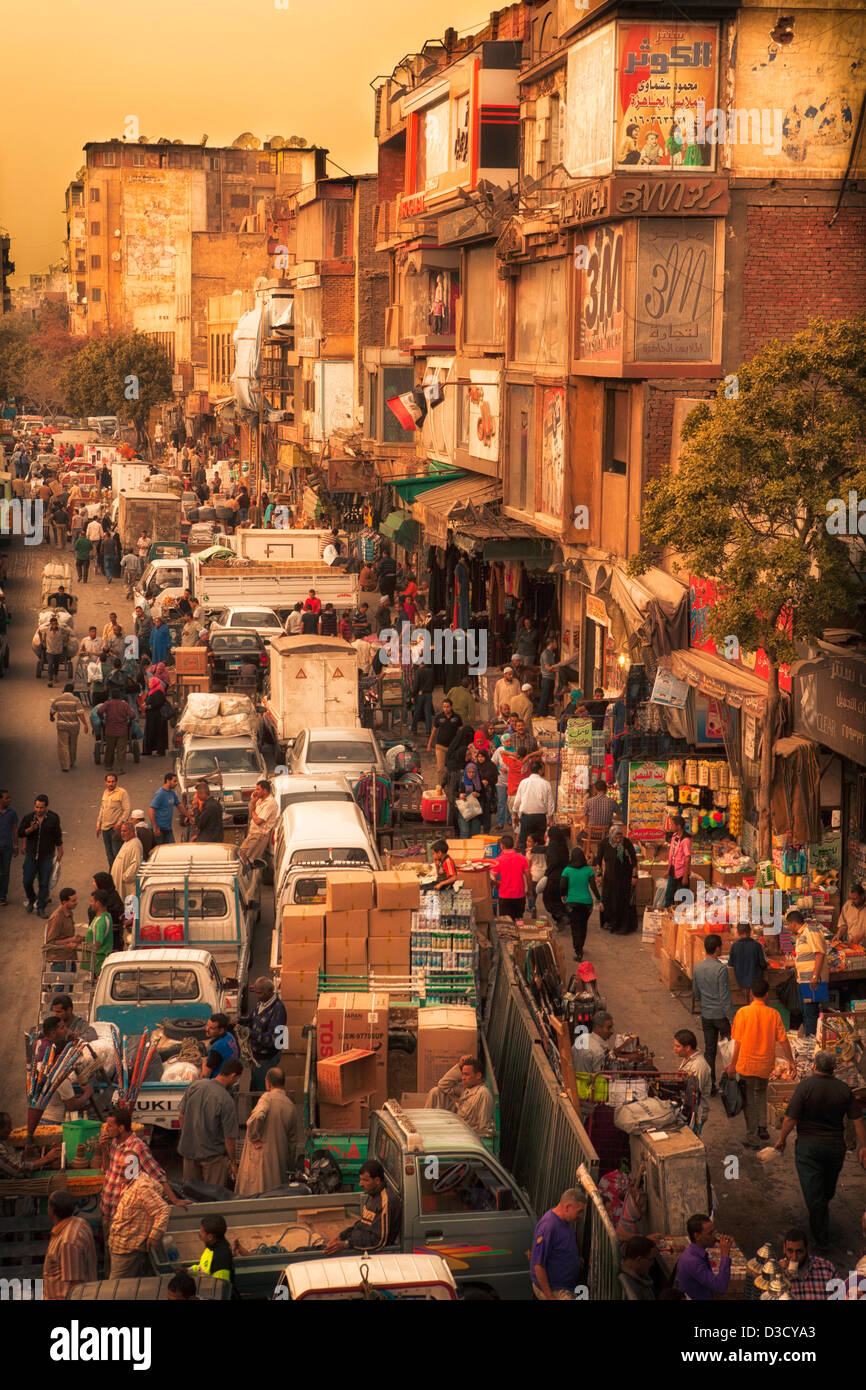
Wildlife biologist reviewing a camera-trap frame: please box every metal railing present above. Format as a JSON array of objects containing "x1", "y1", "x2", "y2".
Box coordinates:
[{"x1": 577, "y1": 1162, "x2": 622, "y2": 1302}]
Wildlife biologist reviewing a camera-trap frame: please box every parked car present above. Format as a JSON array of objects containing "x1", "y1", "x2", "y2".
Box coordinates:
[
  {"x1": 174, "y1": 733, "x2": 267, "y2": 824},
  {"x1": 286, "y1": 726, "x2": 387, "y2": 781},
  {"x1": 211, "y1": 605, "x2": 284, "y2": 640},
  {"x1": 271, "y1": 773, "x2": 355, "y2": 817},
  {"x1": 207, "y1": 628, "x2": 268, "y2": 691}
]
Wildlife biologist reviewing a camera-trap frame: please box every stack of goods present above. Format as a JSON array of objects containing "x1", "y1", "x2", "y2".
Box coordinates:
[
  {"x1": 711, "y1": 848, "x2": 755, "y2": 889},
  {"x1": 413, "y1": 887, "x2": 477, "y2": 1004},
  {"x1": 817, "y1": 1012, "x2": 864, "y2": 1088},
  {"x1": 279, "y1": 903, "x2": 326, "y2": 1096},
  {"x1": 176, "y1": 692, "x2": 259, "y2": 738},
  {"x1": 665, "y1": 759, "x2": 736, "y2": 837},
  {"x1": 315, "y1": 991, "x2": 389, "y2": 1129},
  {"x1": 324, "y1": 873, "x2": 374, "y2": 980},
  {"x1": 368, "y1": 871, "x2": 417, "y2": 981},
  {"x1": 556, "y1": 719, "x2": 592, "y2": 815},
  {"x1": 772, "y1": 837, "x2": 807, "y2": 893},
  {"x1": 415, "y1": 1005, "x2": 478, "y2": 1092}
]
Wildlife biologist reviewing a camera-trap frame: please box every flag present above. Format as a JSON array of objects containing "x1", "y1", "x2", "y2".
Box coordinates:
[{"x1": 386, "y1": 389, "x2": 427, "y2": 431}]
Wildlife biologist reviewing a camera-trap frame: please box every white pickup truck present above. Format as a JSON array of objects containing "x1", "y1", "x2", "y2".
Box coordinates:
[
  {"x1": 135, "y1": 554, "x2": 359, "y2": 621},
  {"x1": 89, "y1": 948, "x2": 232, "y2": 1129}
]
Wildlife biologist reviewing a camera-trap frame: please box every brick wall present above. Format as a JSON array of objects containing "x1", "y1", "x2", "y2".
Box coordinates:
[
  {"x1": 740, "y1": 206, "x2": 866, "y2": 358},
  {"x1": 643, "y1": 382, "x2": 718, "y2": 483},
  {"x1": 377, "y1": 141, "x2": 405, "y2": 202},
  {"x1": 356, "y1": 179, "x2": 389, "y2": 362}
]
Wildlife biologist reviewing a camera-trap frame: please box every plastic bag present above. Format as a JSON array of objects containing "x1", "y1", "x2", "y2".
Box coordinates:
[
  {"x1": 49, "y1": 856, "x2": 62, "y2": 892},
  {"x1": 184, "y1": 691, "x2": 220, "y2": 719},
  {"x1": 719, "y1": 1073, "x2": 744, "y2": 1117},
  {"x1": 717, "y1": 1037, "x2": 736, "y2": 1070}
]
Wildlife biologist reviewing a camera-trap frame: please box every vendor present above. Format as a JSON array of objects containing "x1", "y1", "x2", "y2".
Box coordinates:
[
  {"x1": 786, "y1": 910, "x2": 829, "y2": 1037},
  {"x1": 430, "y1": 839, "x2": 458, "y2": 891},
  {"x1": 830, "y1": 883, "x2": 866, "y2": 949},
  {"x1": 572, "y1": 1011, "x2": 616, "y2": 1074},
  {"x1": 0, "y1": 1112, "x2": 60, "y2": 1177},
  {"x1": 322, "y1": 1160, "x2": 402, "y2": 1255}
]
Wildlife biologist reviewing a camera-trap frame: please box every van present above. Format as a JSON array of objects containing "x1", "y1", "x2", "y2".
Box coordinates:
[{"x1": 272, "y1": 799, "x2": 381, "y2": 916}]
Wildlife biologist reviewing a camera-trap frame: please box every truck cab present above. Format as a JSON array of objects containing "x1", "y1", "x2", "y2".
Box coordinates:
[
  {"x1": 134, "y1": 557, "x2": 192, "y2": 617},
  {"x1": 134, "y1": 845, "x2": 256, "y2": 1011},
  {"x1": 174, "y1": 732, "x2": 267, "y2": 820}
]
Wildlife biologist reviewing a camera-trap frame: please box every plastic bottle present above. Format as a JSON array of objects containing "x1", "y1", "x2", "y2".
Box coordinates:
[{"x1": 162, "y1": 1235, "x2": 180, "y2": 1263}]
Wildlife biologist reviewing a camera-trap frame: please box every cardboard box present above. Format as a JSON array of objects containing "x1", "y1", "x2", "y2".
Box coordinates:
[
  {"x1": 368, "y1": 908, "x2": 412, "y2": 940},
  {"x1": 368, "y1": 936, "x2": 411, "y2": 968},
  {"x1": 325, "y1": 873, "x2": 375, "y2": 912},
  {"x1": 278, "y1": 1053, "x2": 307, "y2": 1099},
  {"x1": 657, "y1": 948, "x2": 692, "y2": 994},
  {"x1": 281, "y1": 906, "x2": 326, "y2": 945},
  {"x1": 317, "y1": 1099, "x2": 369, "y2": 1131},
  {"x1": 316, "y1": 1048, "x2": 378, "y2": 1105},
  {"x1": 653, "y1": 929, "x2": 664, "y2": 959},
  {"x1": 279, "y1": 972, "x2": 320, "y2": 1008},
  {"x1": 416, "y1": 1005, "x2": 478, "y2": 1091},
  {"x1": 327, "y1": 939, "x2": 368, "y2": 974},
  {"x1": 174, "y1": 646, "x2": 208, "y2": 676},
  {"x1": 325, "y1": 909, "x2": 368, "y2": 939},
  {"x1": 282, "y1": 939, "x2": 325, "y2": 973},
  {"x1": 661, "y1": 913, "x2": 678, "y2": 957},
  {"x1": 635, "y1": 873, "x2": 653, "y2": 909},
  {"x1": 317, "y1": 992, "x2": 388, "y2": 1105},
  {"x1": 461, "y1": 867, "x2": 494, "y2": 916},
  {"x1": 281, "y1": 1004, "x2": 316, "y2": 1054},
  {"x1": 400, "y1": 1092, "x2": 428, "y2": 1108},
  {"x1": 374, "y1": 871, "x2": 421, "y2": 912}
]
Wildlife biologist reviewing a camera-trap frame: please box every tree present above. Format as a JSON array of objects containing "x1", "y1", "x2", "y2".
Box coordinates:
[
  {"x1": 63, "y1": 332, "x2": 172, "y2": 447},
  {"x1": 630, "y1": 315, "x2": 866, "y2": 859},
  {"x1": 0, "y1": 307, "x2": 84, "y2": 418}
]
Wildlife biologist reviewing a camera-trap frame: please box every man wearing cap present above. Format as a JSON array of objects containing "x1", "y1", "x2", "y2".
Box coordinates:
[
  {"x1": 130, "y1": 809, "x2": 155, "y2": 859},
  {"x1": 111, "y1": 821, "x2": 143, "y2": 906},
  {"x1": 509, "y1": 683, "x2": 534, "y2": 726},
  {"x1": 493, "y1": 666, "x2": 522, "y2": 717}
]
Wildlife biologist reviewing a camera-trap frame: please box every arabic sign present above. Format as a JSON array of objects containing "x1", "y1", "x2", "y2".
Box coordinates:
[
  {"x1": 634, "y1": 218, "x2": 718, "y2": 363},
  {"x1": 627, "y1": 760, "x2": 669, "y2": 842},
  {"x1": 794, "y1": 653, "x2": 866, "y2": 767},
  {"x1": 613, "y1": 175, "x2": 729, "y2": 216},
  {"x1": 540, "y1": 387, "x2": 565, "y2": 521},
  {"x1": 689, "y1": 574, "x2": 792, "y2": 694},
  {"x1": 565, "y1": 23, "x2": 616, "y2": 178},
  {"x1": 575, "y1": 223, "x2": 625, "y2": 363},
  {"x1": 616, "y1": 23, "x2": 719, "y2": 173}
]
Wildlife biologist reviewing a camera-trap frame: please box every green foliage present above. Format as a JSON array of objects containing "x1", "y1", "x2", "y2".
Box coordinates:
[
  {"x1": 630, "y1": 316, "x2": 866, "y2": 665},
  {"x1": 0, "y1": 308, "x2": 84, "y2": 416},
  {"x1": 63, "y1": 332, "x2": 172, "y2": 437}
]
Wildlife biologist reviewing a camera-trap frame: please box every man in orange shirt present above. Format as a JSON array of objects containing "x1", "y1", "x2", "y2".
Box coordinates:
[{"x1": 727, "y1": 978, "x2": 795, "y2": 1148}]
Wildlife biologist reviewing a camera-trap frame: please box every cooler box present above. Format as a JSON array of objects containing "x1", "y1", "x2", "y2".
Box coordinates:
[{"x1": 421, "y1": 792, "x2": 447, "y2": 823}]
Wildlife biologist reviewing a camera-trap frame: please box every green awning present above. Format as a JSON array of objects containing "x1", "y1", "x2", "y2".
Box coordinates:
[
  {"x1": 379, "y1": 512, "x2": 421, "y2": 549},
  {"x1": 391, "y1": 465, "x2": 464, "y2": 504}
]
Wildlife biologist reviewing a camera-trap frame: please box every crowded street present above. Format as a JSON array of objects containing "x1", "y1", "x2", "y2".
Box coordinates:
[{"x1": 1, "y1": 0, "x2": 866, "y2": 1366}]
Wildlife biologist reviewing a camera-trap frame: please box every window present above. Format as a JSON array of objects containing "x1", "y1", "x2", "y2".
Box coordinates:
[
  {"x1": 89, "y1": 188, "x2": 100, "y2": 203},
  {"x1": 603, "y1": 388, "x2": 629, "y2": 475},
  {"x1": 514, "y1": 259, "x2": 567, "y2": 367},
  {"x1": 371, "y1": 1127, "x2": 402, "y2": 1185},
  {"x1": 90, "y1": 222, "x2": 101, "y2": 236},
  {"x1": 90, "y1": 255, "x2": 101, "y2": 269},
  {"x1": 109, "y1": 968, "x2": 200, "y2": 1002},
  {"x1": 148, "y1": 889, "x2": 230, "y2": 919},
  {"x1": 185, "y1": 748, "x2": 261, "y2": 776},
  {"x1": 132, "y1": 150, "x2": 146, "y2": 167},
  {"x1": 306, "y1": 738, "x2": 376, "y2": 764},
  {"x1": 208, "y1": 155, "x2": 220, "y2": 171},
  {"x1": 416, "y1": 98, "x2": 450, "y2": 189},
  {"x1": 102, "y1": 151, "x2": 116, "y2": 167},
  {"x1": 325, "y1": 200, "x2": 354, "y2": 259},
  {"x1": 464, "y1": 245, "x2": 497, "y2": 345},
  {"x1": 419, "y1": 1157, "x2": 503, "y2": 1215},
  {"x1": 90, "y1": 288, "x2": 102, "y2": 303},
  {"x1": 228, "y1": 610, "x2": 278, "y2": 627},
  {"x1": 230, "y1": 193, "x2": 250, "y2": 208},
  {"x1": 507, "y1": 384, "x2": 535, "y2": 513},
  {"x1": 76, "y1": 281, "x2": 86, "y2": 300},
  {"x1": 289, "y1": 847, "x2": 373, "y2": 867},
  {"x1": 403, "y1": 267, "x2": 457, "y2": 340}
]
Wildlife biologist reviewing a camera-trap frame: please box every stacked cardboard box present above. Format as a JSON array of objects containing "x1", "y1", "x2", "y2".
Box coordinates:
[
  {"x1": 317, "y1": 991, "x2": 389, "y2": 1109},
  {"x1": 280, "y1": 906, "x2": 326, "y2": 1051},
  {"x1": 369, "y1": 872, "x2": 417, "y2": 977},
  {"x1": 416, "y1": 1005, "x2": 478, "y2": 1091},
  {"x1": 325, "y1": 873, "x2": 374, "y2": 976}
]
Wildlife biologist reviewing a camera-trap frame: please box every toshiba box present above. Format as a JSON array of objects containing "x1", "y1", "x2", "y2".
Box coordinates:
[
  {"x1": 416, "y1": 1006, "x2": 479, "y2": 1091},
  {"x1": 316, "y1": 991, "x2": 388, "y2": 1106}
]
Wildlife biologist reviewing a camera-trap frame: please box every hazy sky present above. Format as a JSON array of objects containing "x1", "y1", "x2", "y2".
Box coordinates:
[{"x1": 1, "y1": 0, "x2": 492, "y2": 282}]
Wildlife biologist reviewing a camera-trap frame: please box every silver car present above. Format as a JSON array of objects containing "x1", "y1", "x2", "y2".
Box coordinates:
[
  {"x1": 175, "y1": 735, "x2": 268, "y2": 826},
  {"x1": 285, "y1": 727, "x2": 386, "y2": 781}
]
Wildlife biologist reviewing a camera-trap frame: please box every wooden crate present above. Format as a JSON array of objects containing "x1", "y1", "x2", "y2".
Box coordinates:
[{"x1": 174, "y1": 646, "x2": 208, "y2": 676}]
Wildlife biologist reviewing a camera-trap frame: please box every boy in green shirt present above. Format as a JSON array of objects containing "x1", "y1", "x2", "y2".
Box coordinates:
[
  {"x1": 73, "y1": 534, "x2": 93, "y2": 584},
  {"x1": 81, "y1": 888, "x2": 113, "y2": 978}
]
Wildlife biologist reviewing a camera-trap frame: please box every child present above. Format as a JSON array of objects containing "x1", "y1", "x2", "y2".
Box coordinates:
[
  {"x1": 728, "y1": 922, "x2": 768, "y2": 997},
  {"x1": 431, "y1": 838, "x2": 458, "y2": 891},
  {"x1": 491, "y1": 834, "x2": 531, "y2": 922},
  {"x1": 525, "y1": 832, "x2": 547, "y2": 917},
  {"x1": 560, "y1": 846, "x2": 601, "y2": 962},
  {"x1": 190, "y1": 1214, "x2": 234, "y2": 1285}
]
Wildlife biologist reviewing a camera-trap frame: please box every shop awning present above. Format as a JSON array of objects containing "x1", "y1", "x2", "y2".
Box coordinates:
[
  {"x1": 661, "y1": 648, "x2": 773, "y2": 718},
  {"x1": 609, "y1": 565, "x2": 689, "y2": 658},
  {"x1": 548, "y1": 545, "x2": 612, "y2": 593},
  {"x1": 393, "y1": 467, "x2": 464, "y2": 504},
  {"x1": 379, "y1": 510, "x2": 420, "y2": 549},
  {"x1": 411, "y1": 474, "x2": 502, "y2": 546},
  {"x1": 791, "y1": 646, "x2": 866, "y2": 766}
]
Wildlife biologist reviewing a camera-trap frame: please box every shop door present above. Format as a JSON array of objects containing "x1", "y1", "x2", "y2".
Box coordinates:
[{"x1": 583, "y1": 618, "x2": 604, "y2": 695}]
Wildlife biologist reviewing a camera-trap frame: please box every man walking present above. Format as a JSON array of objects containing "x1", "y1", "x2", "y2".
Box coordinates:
[
  {"x1": 49, "y1": 683, "x2": 89, "y2": 771},
  {"x1": 73, "y1": 531, "x2": 92, "y2": 583},
  {"x1": 427, "y1": 697, "x2": 462, "y2": 780},
  {"x1": 111, "y1": 821, "x2": 143, "y2": 905},
  {"x1": 107, "y1": 1169, "x2": 171, "y2": 1277},
  {"x1": 727, "y1": 977, "x2": 795, "y2": 1148},
  {"x1": 238, "y1": 977, "x2": 288, "y2": 1092},
  {"x1": 100, "y1": 1108, "x2": 182, "y2": 1233},
  {"x1": 0, "y1": 788, "x2": 19, "y2": 907},
  {"x1": 775, "y1": 1051, "x2": 866, "y2": 1247},
  {"x1": 19, "y1": 794, "x2": 63, "y2": 917},
  {"x1": 584, "y1": 779, "x2": 618, "y2": 849},
  {"x1": 44, "y1": 616, "x2": 67, "y2": 687},
  {"x1": 510, "y1": 758, "x2": 554, "y2": 852},
  {"x1": 42, "y1": 1190, "x2": 97, "y2": 1300},
  {"x1": 537, "y1": 637, "x2": 560, "y2": 716},
  {"x1": 150, "y1": 772, "x2": 181, "y2": 845},
  {"x1": 235, "y1": 1069, "x2": 304, "y2": 1196},
  {"x1": 150, "y1": 615, "x2": 173, "y2": 666},
  {"x1": 96, "y1": 772, "x2": 131, "y2": 868},
  {"x1": 410, "y1": 661, "x2": 435, "y2": 739},
  {"x1": 177, "y1": 1059, "x2": 243, "y2": 1186},
  {"x1": 120, "y1": 545, "x2": 143, "y2": 599},
  {"x1": 530, "y1": 1189, "x2": 585, "y2": 1300},
  {"x1": 95, "y1": 691, "x2": 134, "y2": 775},
  {"x1": 673, "y1": 1028, "x2": 713, "y2": 1133},
  {"x1": 692, "y1": 934, "x2": 733, "y2": 1095},
  {"x1": 134, "y1": 605, "x2": 153, "y2": 659}
]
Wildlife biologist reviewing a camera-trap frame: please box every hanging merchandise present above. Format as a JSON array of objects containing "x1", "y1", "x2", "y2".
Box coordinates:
[
  {"x1": 665, "y1": 760, "x2": 683, "y2": 786},
  {"x1": 728, "y1": 790, "x2": 742, "y2": 836}
]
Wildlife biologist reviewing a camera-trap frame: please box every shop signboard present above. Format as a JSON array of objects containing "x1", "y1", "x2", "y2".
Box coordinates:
[
  {"x1": 615, "y1": 23, "x2": 719, "y2": 173},
  {"x1": 574, "y1": 224, "x2": 625, "y2": 364},
  {"x1": 627, "y1": 760, "x2": 668, "y2": 842},
  {"x1": 539, "y1": 387, "x2": 565, "y2": 521},
  {"x1": 564, "y1": 23, "x2": 616, "y2": 179},
  {"x1": 794, "y1": 652, "x2": 866, "y2": 767},
  {"x1": 634, "y1": 218, "x2": 717, "y2": 363},
  {"x1": 689, "y1": 574, "x2": 792, "y2": 693},
  {"x1": 585, "y1": 594, "x2": 608, "y2": 626},
  {"x1": 651, "y1": 667, "x2": 689, "y2": 707}
]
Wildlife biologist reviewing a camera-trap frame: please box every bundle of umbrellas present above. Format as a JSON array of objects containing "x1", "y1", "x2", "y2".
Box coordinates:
[
  {"x1": 111, "y1": 1028, "x2": 160, "y2": 1108},
  {"x1": 26, "y1": 1037, "x2": 87, "y2": 1135}
]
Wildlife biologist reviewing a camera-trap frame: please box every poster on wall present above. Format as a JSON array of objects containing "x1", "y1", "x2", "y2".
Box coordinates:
[
  {"x1": 689, "y1": 574, "x2": 792, "y2": 693},
  {"x1": 627, "y1": 760, "x2": 669, "y2": 842},
  {"x1": 651, "y1": 668, "x2": 690, "y2": 707},
  {"x1": 539, "y1": 387, "x2": 565, "y2": 520},
  {"x1": 565, "y1": 23, "x2": 616, "y2": 178},
  {"x1": 468, "y1": 371, "x2": 500, "y2": 462},
  {"x1": 634, "y1": 219, "x2": 717, "y2": 363},
  {"x1": 696, "y1": 695, "x2": 725, "y2": 744},
  {"x1": 575, "y1": 224, "x2": 624, "y2": 363},
  {"x1": 616, "y1": 23, "x2": 719, "y2": 172}
]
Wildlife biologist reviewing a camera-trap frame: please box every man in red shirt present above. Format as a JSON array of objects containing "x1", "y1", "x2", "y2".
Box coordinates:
[
  {"x1": 304, "y1": 589, "x2": 321, "y2": 615},
  {"x1": 492, "y1": 833, "x2": 531, "y2": 921}
]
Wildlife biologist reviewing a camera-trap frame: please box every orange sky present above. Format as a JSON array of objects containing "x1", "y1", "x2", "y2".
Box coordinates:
[{"x1": 0, "y1": 0, "x2": 492, "y2": 282}]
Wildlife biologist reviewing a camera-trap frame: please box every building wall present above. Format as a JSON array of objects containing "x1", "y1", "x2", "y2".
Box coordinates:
[
  {"x1": 354, "y1": 177, "x2": 390, "y2": 412},
  {"x1": 190, "y1": 232, "x2": 271, "y2": 367}
]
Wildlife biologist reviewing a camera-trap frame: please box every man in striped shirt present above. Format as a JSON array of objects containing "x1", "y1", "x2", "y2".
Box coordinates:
[
  {"x1": 100, "y1": 1108, "x2": 183, "y2": 1226},
  {"x1": 49, "y1": 683, "x2": 89, "y2": 772},
  {"x1": 43, "y1": 1189, "x2": 97, "y2": 1300},
  {"x1": 107, "y1": 1172, "x2": 171, "y2": 1277},
  {"x1": 585, "y1": 780, "x2": 618, "y2": 845}
]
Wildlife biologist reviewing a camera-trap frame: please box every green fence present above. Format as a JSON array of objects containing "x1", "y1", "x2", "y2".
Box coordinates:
[{"x1": 484, "y1": 932, "x2": 622, "y2": 1300}]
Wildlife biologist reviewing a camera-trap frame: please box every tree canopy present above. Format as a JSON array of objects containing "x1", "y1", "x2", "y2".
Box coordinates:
[
  {"x1": 63, "y1": 331, "x2": 173, "y2": 440},
  {"x1": 0, "y1": 306, "x2": 83, "y2": 417}
]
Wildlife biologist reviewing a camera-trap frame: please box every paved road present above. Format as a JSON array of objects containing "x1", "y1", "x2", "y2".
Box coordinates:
[{"x1": 0, "y1": 534, "x2": 273, "y2": 1125}]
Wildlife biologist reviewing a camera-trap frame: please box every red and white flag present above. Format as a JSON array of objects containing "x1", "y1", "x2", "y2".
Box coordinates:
[{"x1": 386, "y1": 390, "x2": 426, "y2": 431}]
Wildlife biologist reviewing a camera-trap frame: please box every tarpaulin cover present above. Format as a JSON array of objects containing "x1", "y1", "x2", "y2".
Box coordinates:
[
  {"x1": 609, "y1": 566, "x2": 689, "y2": 659},
  {"x1": 231, "y1": 304, "x2": 264, "y2": 413},
  {"x1": 772, "y1": 735, "x2": 821, "y2": 845}
]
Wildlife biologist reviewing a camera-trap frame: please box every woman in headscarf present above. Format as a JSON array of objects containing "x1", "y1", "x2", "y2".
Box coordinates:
[
  {"x1": 457, "y1": 760, "x2": 483, "y2": 837},
  {"x1": 483, "y1": 719, "x2": 501, "y2": 751},
  {"x1": 146, "y1": 661, "x2": 171, "y2": 690},
  {"x1": 89, "y1": 871, "x2": 126, "y2": 952},
  {"x1": 474, "y1": 746, "x2": 498, "y2": 834},
  {"x1": 542, "y1": 823, "x2": 572, "y2": 926},
  {"x1": 444, "y1": 724, "x2": 476, "y2": 824},
  {"x1": 143, "y1": 677, "x2": 169, "y2": 756},
  {"x1": 596, "y1": 823, "x2": 639, "y2": 934},
  {"x1": 472, "y1": 729, "x2": 490, "y2": 755}
]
